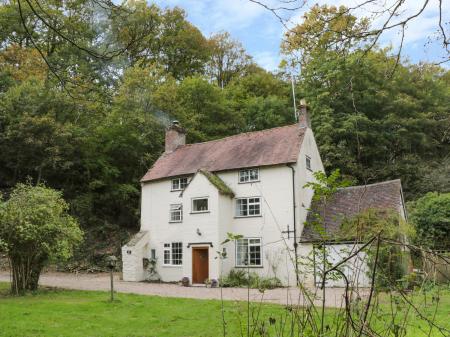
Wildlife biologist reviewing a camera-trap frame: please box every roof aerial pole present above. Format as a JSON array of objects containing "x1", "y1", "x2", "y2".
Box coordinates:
[
  {"x1": 288, "y1": 55, "x2": 302, "y2": 123},
  {"x1": 291, "y1": 75, "x2": 298, "y2": 122}
]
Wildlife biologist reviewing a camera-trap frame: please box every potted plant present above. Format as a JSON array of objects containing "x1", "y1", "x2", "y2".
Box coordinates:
[{"x1": 181, "y1": 276, "x2": 190, "y2": 287}]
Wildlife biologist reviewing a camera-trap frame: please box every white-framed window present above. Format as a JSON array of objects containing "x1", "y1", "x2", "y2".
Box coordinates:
[
  {"x1": 169, "y1": 204, "x2": 182, "y2": 222},
  {"x1": 192, "y1": 197, "x2": 209, "y2": 213},
  {"x1": 171, "y1": 177, "x2": 188, "y2": 191},
  {"x1": 306, "y1": 155, "x2": 312, "y2": 171},
  {"x1": 239, "y1": 168, "x2": 259, "y2": 183},
  {"x1": 163, "y1": 242, "x2": 183, "y2": 265},
  {"x1": 236, "y1": 238, "x2": 262, "y2": 267},
  {"x1": 235, "y1": 197, "x2": 261, "y2": 217}
]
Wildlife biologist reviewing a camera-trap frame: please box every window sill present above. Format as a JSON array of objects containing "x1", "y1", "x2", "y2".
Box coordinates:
[
  {"x1": 238, "y1": 180, "x2": 260, "y2": 184},
  {"x1": 162, "y1": 265, "x2": 183, "y2": 268},
  {"x1": 234, "y1": 215, "x2": 262, "y2": 218},
  {"x1": 306, "y1": 168, "x2": 313, "y2": 172},
  {"x1": 235, "y1": 265, "x2": 263, "y2": 269},
  {"x1": 169, "y1": 221, "x2": 182, "y2": 224},
  {"x1": 171, "y1": 189, "x2": 183, "y2": 192},
  {"x1": 190, "y1": 211, "x2": 210, "y2": 214}
]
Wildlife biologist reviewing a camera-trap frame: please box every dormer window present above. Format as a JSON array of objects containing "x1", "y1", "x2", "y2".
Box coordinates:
[
  {"x1": 239, "y1": 168, "x2": 259, "y2": 183},
  {"x1": 171, "y1": 177, "x2": 188, "y2": 191},
  {"x1": 306, "y1": 155, "x2": 312, "y2": 171}
]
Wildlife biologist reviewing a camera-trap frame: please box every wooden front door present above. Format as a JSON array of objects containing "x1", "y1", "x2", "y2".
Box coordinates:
[{"x1": 192, "y1": 247, "x2": 209, "y2": 284}]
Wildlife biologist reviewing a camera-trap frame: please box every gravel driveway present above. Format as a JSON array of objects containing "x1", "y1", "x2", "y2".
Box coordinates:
[{"x1": 0, "y1": 271, "x2": 366, "y2": 308}]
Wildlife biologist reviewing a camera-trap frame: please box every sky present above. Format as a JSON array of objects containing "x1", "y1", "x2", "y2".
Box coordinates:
[{"x1": 152, "y1": 0, "x2": 449, "y2": 71}]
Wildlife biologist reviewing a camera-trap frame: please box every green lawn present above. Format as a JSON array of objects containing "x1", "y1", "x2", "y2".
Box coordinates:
[{"x1": 0, "y1": 282, "x2": 448, "y2": 337}]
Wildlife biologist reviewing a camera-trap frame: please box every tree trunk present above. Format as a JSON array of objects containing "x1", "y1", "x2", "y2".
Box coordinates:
[{"x1": 9, "y1": 254, "x2": 46, "y2": 294}]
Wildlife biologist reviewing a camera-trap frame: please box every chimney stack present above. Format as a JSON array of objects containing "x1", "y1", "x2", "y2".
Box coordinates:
[
  {"x1": 298, "y1": 99, "x2": 311, "y2": 128},
  {"x1": 165, "y1": 120, "x2": 186, "y2": 152}
]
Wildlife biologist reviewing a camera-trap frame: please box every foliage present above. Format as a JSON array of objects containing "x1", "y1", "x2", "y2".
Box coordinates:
[
  {"x1": 0, "y1": 184, "x2": 83, "y2": 294},
  {"x1": 0, "y1": 1, "x2": 448, "y2": 269},
  {"x1": 303, "y1": 169, "x2": 353, "y2": 240},
  {"x1": 282, "y1": 4, "x2": 370, "y2": 65},
  {"x1": 219, "y1": 269, "x2": 282, "y2": 290},
  {"x1": 199, "y1": 170, "x2": 235, "y2": 198},
  {"x1": 111, "y1": 2, "x2": 210, "y2": 79},
  {"x1": 408, "y1": 192, "x2": 450, "y2": 250},
  {"x1": 284, "y1": 5, "x2": 450, "y2": 200},
  {"x1": 340, "y1": 209, "x2": 414, "y2": 289},
  {"x1": 206, "y1": 31, "x2": 254, "y2": 87}
]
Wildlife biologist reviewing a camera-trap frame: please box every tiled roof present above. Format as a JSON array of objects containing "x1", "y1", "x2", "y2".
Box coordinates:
[
  {"x1": 300, "y1": 179, "x2": 405, "y2": 242},
  {"x1": 141, "y1": 124, "x2": 306, "y2": 182}
]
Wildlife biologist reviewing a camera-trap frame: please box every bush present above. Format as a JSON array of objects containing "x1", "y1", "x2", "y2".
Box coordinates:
[
  {"x1": 220, "y1": 269, "x2": 282, "y2": 289},
  {"x1": 0, "y1": 183, "x2": 83, "y2": 294},
  {"x1": 408, "y1": 192, "x2": 450, "y2": 250}
]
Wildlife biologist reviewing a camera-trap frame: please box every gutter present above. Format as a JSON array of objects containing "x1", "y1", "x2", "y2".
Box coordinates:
[{"x1": 287, "y1": 164, "x2": 300, "y2": 286}]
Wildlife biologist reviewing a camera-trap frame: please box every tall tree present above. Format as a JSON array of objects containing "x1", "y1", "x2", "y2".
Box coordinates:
[
  {"x1": 282, "y1": 5, "x2": 450, "y2": 198},
  {"x1": 111, "y1": 2, "x2": 210, "y2": 79},
  {"x1": 207, "y1": 32, "x2": 254, "y2": 87}
]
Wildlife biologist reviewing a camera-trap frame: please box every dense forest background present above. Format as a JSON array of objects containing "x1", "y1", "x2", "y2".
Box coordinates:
[{"x1": 0, "y1": 1, "x2": 448, "y2": 266}]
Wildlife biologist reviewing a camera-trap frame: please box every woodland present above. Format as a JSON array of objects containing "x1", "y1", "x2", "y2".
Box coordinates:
[{"x1": 0, "y1": 1, "x2": 448, "y2": 265}]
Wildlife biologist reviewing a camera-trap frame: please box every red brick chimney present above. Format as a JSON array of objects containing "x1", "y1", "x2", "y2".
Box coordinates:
[
  {"x1": 298, "y1": 99, "x2": 310, "y2": 129},
  {"x1": 165, "y1": 121, "x2": 186, "y2": 153}
]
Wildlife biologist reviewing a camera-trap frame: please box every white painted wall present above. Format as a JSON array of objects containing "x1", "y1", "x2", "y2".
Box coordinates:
[
  {"x1": 122, "y1": 125, "x2": 327, "y2": 286},
  {"x1": 296, "y1": 128, "x2": 325, "y2": 238},
  {"x1": 121, "y1": 231, "x2": 150, "y2": 282},
  {"x1": 298, "y1": 243, "x2": 371, "y2": 288}
]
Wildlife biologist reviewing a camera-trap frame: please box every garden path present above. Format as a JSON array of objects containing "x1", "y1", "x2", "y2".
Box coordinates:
[{"x1": 0, "y1": 271, "x2": 368, "y2": 308}]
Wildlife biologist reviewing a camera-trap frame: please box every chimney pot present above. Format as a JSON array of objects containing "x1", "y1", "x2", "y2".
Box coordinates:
[{"x1": 165, "y1": 121, "x2": 186, "y2": 152}]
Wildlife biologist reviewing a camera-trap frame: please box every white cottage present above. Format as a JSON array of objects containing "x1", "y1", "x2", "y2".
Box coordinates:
[{"x1": 122, "y1": 107, "x2": 406, "y2": 287}]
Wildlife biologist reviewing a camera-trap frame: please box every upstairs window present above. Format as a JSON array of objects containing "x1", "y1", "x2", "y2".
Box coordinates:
[
  {"x1": 236, "y1": 197, "x2": 261, "y2": 217},
  {"x1": 169, "y1": 204, "x2": 182, "y2": 222},
  {"x1": 306, "y1": 155, "x2": 312, "y2": 171},
  {"x1": 192, "y1": 197, "x2": 209, "y2": 213},
  {"x1": 163, "y1": 242, "x2": 183, "y2": 265},
  {"x1": 239, "y1": 168, "x2": 259, "y2": 183},
  {"x1": 236, "y1": 238, "x2": 262, "y2": 267},
  {"x1": 171, "y1": 177, "x2": 188, "y2": 191}
]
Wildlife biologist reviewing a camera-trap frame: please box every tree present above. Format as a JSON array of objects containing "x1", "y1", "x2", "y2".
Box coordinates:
[
  {"x1": 111, "y1": 3, "x2": 210, "y2": 79},
  {"x1": 282, "y1": 6, "x2": 450, "y2": 198},
  {"x1": 282, "y1": 5, "x2": 369, "y2": 66},
  {"x1": 161, "y1": 76, "x2": 244, "y2": 142},
  {"x1": 0, "y1": 183, "x2": 83, "y2": 294},
  {"x1": 225, "y1": 68, "x2": 295, "y2": 131},
  {"x1": 409, "y1": 192, "x2": 450, "y2": 250},
  {"x1": 257, "y1": 0, "x2": 449, "y2": 65},
  {"x1": 207, "y1": 32, "x2": 254, "y2": 87}
]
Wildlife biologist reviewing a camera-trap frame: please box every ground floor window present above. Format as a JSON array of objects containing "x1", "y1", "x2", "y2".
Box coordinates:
[
  {"x1": 236, "y1": 238, "x2": 262, "y2": 267},
  {"x1": 163, "y1": 242, "x2": 183, "y2": 265}
]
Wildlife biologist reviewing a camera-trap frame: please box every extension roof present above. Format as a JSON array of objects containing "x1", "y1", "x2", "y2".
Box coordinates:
[
  {"x1": 179, "y1": 170, "x2": 235, "y2": 198},
  {"x1": 141, "y1": 124, "x2": 306, "y2": 182},
  {"x1": 300, "y1": 179, "x2": 406, "y2": 243}
]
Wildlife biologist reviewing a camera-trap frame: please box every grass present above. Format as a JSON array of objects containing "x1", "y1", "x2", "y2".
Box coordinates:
[{"x1": 0, "y1": 282, "x2": 448, "y2": 337}]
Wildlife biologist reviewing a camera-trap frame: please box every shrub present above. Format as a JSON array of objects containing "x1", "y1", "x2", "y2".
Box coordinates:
[
  {"x1": 0, "y1": 183, "x2": 83, "y2": 294},
  {"x1": 408, "y1": 192, "x2": 450, "y2": 250},
  {"x1": 220, "y1": 269, "x2": 282, "y2": 289}
]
